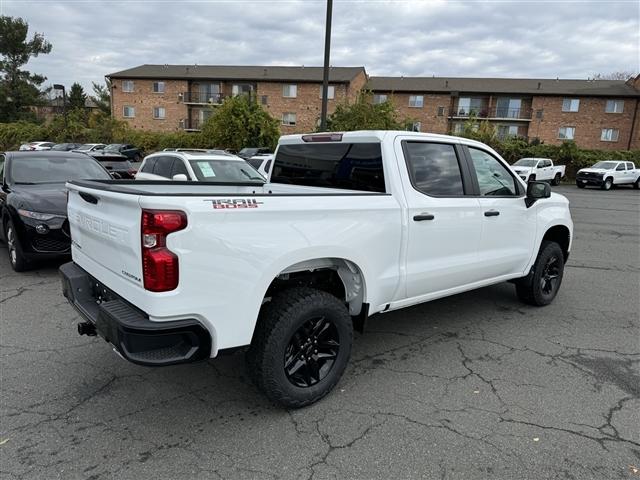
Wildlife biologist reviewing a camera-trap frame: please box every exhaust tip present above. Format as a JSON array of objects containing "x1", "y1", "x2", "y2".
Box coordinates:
[{"x1": 77, "y1": 322, "x2": 97, "y2": 336}]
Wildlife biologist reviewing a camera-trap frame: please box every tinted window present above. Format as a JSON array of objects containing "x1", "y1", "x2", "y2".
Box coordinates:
[
  {"x1": 403, "y1": 142, "x2": 464, "y2": 196},
  {"x1": 141, "y1": 157, "x2": 157, "y2": 173},
  {"x1": 171, "y1": 159, "x2": 190, "y2": 178},
  {"x1": 616, "y1": 163, "x2": 625, "y2": 171},
  {"x1": 264, "y1": 160, "x2": 272, "y2": 174},
  {"x1": 272, "y1": 143, "x2": 385, "y2": 192},
  {"x1": 247, "y1": 158, "x2": 263, "y2": 169},
  {"x1": 468, "y1": 148, "x2": 518, "y2": 196},
  {"x1": 153, "y1": 156, "x2": 174, "y2": 178},
  {"x1": 0, "y1": 155, "x2": 5, "y2": 182},
  {"x1": 8, "y1": 155, "x2": 110, "y2": 184},
  {"x1": 627, "y1": 162, "x2": 635, "y2": 170}
]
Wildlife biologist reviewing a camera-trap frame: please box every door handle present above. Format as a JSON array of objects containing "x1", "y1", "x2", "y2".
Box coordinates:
[
  {"x1": 484, "y1": 210, "x2": 500, "y2": 217},
  {"x1": 413, "y1": 213, "x2": 435, "y2": 221},
  {"x1": 79, "y1": 191, "x2": 99, "y2": 205}
]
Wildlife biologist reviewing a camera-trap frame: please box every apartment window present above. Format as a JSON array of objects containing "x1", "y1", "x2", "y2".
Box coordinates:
[
  {"x1": 232, "y1": 84, "x2": 253, "y2": 97},
  {"x1": 558, "y1": 126, "x2": 575, "y2": 140},
  {"x1": 437, "y1": 106, "x2": 445, "y2": 116},
  {"x1": 153, "y1": 107, "x2": 165, "y2": 119},
  {"x1": 605, "y1": 100, "x2": 624, "y2": 113},
  {"x1": 453, "y1": 123, "x2": 464, "y2": 134},
  {"x1": 600, "y1": 128, "x2": 619, "y2": 142},
  {"x1": 319, "y1": 85, "x2": 335, "y2": 99},
  {"x1": 283, "y1": 84, "x2": 297, "y2": 98},
  {"x1": 457, "y1": 97, "x2": 483, "y2": 116},
  {"x1": 122, "y1": 80, "x2": 134, "y2": 93},
  {"x1": 373, "y1": 94, "x2": 388, "y2": 104},
  {"x1": 562, "y1": 98, "x2": 580, "y2": 112},
  {"x1": 123, "y1": 106, "x2": 135, "y2": 118},
  {"x1": 409, "y1": 95, "x2": 424, "y2": 108},
  {"x1": 261, "y1": 95, "x2": 268, "y2": 105},
  {"x1": 153, "y1": 81, "x2": 165, "y2": 93},
  {"x1": 497, "y1": 125, "x2": 519, "y2": 138},
  {"x1": 282, "y1": 112, "x2": 297, "y2": 126},
  {"x1": 410, "y1": 121, "x2": 422, "y2": 132}
]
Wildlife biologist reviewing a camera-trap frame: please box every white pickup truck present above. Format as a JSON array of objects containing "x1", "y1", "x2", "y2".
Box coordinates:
[
  {"x1": 512, "y1": 158, "x2": 566, "y2": 185},
  {"x1": 60, "y1": 131, "x2": 573, "y2": 407},
  {"x1": 575, "y1": 160, "x2": 640, "y2": 190}
]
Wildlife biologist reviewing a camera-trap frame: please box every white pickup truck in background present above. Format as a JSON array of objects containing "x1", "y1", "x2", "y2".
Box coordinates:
[
  {"x1": 60, "y1": 131, "x2": 573, "y2": 407},
  {"x1": 575, "y1": 160, "x2": 640, "y2": 190},
  {"x1": 512, "y1": 158, "x2": 566, "y2": 185}
]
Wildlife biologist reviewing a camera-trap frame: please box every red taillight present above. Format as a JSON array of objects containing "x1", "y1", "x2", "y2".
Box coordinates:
[{"x1": 141, "y1": 209, "x2": 187, "y2": 292}]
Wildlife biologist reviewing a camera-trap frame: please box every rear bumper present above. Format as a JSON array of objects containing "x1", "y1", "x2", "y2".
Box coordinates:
[{"x1": 59, "y1": 262, "x2": 211, "y2": 366}]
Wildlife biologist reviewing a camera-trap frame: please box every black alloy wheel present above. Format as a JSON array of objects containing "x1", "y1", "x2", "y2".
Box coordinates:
[{"x1": 284, "y1": 316, "x2": 340, "y2": 388}]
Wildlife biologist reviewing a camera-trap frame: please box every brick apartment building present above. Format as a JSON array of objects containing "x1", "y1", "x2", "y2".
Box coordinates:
[
  {"x1": 108, "y1": 65, "x2": 640, "y2": 151},
  {"x1": 107, "y1": 65, "x2": 366, "y2": 134},
  {"x1": 367, "y1": 76, "x2": 640, "y2": 150}
]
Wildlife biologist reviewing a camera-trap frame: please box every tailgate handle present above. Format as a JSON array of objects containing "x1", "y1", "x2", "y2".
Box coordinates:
[{"x1": 79, "y1": 192, "x2": 99, "y2": 205}]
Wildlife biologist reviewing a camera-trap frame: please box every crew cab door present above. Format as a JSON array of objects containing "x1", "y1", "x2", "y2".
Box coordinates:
[
  {"x1": 536, "y1": 159, "x2": 552, "y2": 180},
  {"x1": 398, "y1": 139, "x2": 484, "y2": 298},
  {"x1": 464, "y1": 147, "x2": 536, "y2": 278}
]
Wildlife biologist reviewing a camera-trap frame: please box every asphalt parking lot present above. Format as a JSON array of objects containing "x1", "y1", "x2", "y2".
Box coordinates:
[{"x1": 1, "y1": 185, "x2": 639, "y2": 480}]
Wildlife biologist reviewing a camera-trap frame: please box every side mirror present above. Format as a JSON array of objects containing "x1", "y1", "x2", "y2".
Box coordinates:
[
  {"x1": 172, "y1": 173, "x2": 188, "y2": 181},
  {"x1": 525, "y1": 181, "x2": 550, "y2": 208}
]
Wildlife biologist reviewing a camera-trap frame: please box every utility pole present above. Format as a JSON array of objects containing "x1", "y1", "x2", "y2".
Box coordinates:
[
  {"x1": 53, "y1": 84, "x2": 67, "y2": 129},
  {"x1": 319, "y1": 0, "x2": 333, "y2": 131}
]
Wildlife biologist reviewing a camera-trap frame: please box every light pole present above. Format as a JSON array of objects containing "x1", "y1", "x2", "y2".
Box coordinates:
[
  {"x1": 53, "y1": 84, "x2": 67, "y2": 129},
  {"x1": 319, "y1": 0, "x2": 333, "y2": 131}
]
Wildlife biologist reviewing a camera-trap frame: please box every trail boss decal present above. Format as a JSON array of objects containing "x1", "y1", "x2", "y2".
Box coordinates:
[{"x1": 207, "y1": 199, "x2": 264, "y2": 209}]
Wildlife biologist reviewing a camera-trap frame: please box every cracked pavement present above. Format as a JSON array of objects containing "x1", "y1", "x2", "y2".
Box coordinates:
[{"x1": 1, "y1": 186, "x2": 639, "y2": 479}]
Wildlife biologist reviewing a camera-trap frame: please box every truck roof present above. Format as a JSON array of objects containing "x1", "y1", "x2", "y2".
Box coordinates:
[{"x1": 278, "y1": 130, "x2": 497, "y2": 150}]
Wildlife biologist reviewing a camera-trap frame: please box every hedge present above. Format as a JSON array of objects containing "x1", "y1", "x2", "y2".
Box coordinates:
[{"x1": 1, "y1": 119, "x2": 637, "y2": 178}]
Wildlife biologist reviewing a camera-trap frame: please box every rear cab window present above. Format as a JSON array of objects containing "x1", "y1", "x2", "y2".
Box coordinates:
[
  {"x1": 272, "y1": 142, "x2": 385, "y2": 192},
  {"x1": 402, "y1": 142, "x2": 465, "y2": 196}
]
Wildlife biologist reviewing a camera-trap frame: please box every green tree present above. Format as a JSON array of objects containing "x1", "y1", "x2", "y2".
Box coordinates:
[
  {"x1": 91, "y1": 80, "x2": 111, "y2": 115},
  {"x1": 200, "y1": 95, "x2": 280, "y2": 151},
  {"x1": 0, "y1": 16, "x2": 52, "y2": 122},
  {"x1": 68, "y1": 82, "x2": 87, "y2": 110},
  {"x1": 325, "y1": 91, "x2": 408, "y2": 131}
]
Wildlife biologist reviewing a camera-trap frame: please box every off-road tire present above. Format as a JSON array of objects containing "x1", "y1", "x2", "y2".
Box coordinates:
[
  {"x1": 246, "y1": 287, "x2": 353, "y2": 408},
  {"x1": 552, "y1": 173, "x2": 561, "y2": 186},
  {"x1": 576, "y1": 182, "x2": 586, "y2": 189},
  {"x1": 515, "y1": 241, "x2": 565, "y2": 306}
]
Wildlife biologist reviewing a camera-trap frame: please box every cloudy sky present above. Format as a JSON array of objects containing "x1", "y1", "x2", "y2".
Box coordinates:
[{"x1": 2, "y1": 0, "x2": 639, "y2": 93}]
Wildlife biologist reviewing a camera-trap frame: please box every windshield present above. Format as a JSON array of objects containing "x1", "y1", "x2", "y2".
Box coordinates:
[
  {"x1": 239, "y1": 148, "x2": 257, "y2": 156},
  {"x1": 514, "y1": 159, "x2": 538, "y2": 167},
  {"x1": 9, "y1": 155, "x2": 111, "y2": 184},
  {"x1": 104, "y1": 144, "x2": 121, "y2": 151},
  {"x1": 592, "y1": 161, "x2": 618, "y2": 170},
  {"x1": 188, "y1": 159, "x2": 265, "y2": 182}
]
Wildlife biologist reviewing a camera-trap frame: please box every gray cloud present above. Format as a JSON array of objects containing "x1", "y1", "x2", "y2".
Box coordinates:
[{"x1": 2, "y1": 0, "x2": 638, "y2": 94}]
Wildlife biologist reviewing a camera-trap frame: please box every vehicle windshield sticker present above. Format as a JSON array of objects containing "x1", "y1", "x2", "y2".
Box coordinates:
[{"x1": 197, "y1": 162, "x2": 216, "y2": 177}]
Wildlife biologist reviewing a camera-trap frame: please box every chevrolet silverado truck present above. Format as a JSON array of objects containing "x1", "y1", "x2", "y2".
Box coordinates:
[
  {"x1": 511, "y1": 158, "x2": 566, "y2": 185},
  {"x1": 575, "y1": 160, "x2": 640, "y2": 190},
  {"x1": 60, "y1": 131, "x2": 573, "y2": 407}
]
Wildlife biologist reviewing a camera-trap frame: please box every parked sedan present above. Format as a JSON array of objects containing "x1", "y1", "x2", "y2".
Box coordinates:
[
  {"x1": 18, "y1": 141, "x2": 55, "y2": 151},
  {"x1": 50, "y1": 143, "x2": 83, "y2": 151},
  {"x1": 103, "y1": 143, "x2": 143, "y2": 161},
  {"x1": 0, "y1": 151, "x2": 111, "y2": 271},
  {"x1": 74, "y1": 143, "x2": 106, "y2": 153}
]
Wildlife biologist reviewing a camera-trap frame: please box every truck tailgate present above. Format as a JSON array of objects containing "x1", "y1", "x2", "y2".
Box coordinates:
[{"x1": 67, "y1": 183, "x2": 143, "y2": 286}]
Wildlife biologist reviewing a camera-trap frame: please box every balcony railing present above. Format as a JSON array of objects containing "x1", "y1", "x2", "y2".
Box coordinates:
[
  {"x1": 181, "y1": 119, "x2": 202, "y2": 131},
  {"x1": 450, "y1": 106, "x2": 532, "y2": 120},
  {"x1": 181, "y1": 92, "x2": 223, "y2": 104}
]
